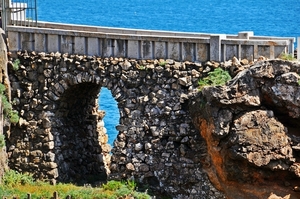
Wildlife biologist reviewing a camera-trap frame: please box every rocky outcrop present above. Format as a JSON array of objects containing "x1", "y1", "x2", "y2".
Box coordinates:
[{"x1": 190, "y1": 60, "x2": 300, "y2": 199}]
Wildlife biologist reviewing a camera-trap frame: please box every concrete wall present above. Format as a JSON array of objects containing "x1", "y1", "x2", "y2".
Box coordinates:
[{"x1": 6, "y1": 22, "x2": 295, "y2": 62}]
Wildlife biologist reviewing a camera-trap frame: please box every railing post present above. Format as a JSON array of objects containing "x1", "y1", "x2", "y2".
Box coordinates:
[
  {"x1": 53, "y1": 191, "x2": 59, "y2": 199},
  {"x1": 210, "y1": 34, "x2": 226, "y2": 61},
  {"x1": 238, "y1": 31, "x2": 254, "y2": 39},
  {"x1": 1, "y1": 0, "x2": 12, "y2": 32}
]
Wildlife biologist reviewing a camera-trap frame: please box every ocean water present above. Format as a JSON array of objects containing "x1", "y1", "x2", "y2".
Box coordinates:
[
  {"x1": 99, "y1": 88, "x2": 119, "y2": 145},
  {"x1": 38, "y1": 0, "x2": 300, "y2": 37},
  {"x1": 36, "y1": 0, "x2": 300, "y2": 145}
]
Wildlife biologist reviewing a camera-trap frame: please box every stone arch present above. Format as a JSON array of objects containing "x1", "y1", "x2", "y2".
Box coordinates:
[
  {"x1": 52, "y1": 82, "x2": 107, "y2": 183},
  {"x1": 8, "y1": 52, "x2": 223, "y2": 198},
  {"x1": 46, "y1": 70, "x2": 127, "y2": 184}
]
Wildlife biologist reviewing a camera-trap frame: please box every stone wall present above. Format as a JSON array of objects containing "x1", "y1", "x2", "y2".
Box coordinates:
[
  {"x1": 8, "y1": 51, "x2": 225, "y2": 198},
  {"x1": 8, "y1": 48, "x2": 300, "y2": 198}
]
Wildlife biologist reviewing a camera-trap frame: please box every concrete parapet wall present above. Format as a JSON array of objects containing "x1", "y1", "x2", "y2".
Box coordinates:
[{"x1": 7, "y1": 21, "x2": 295, "y2": 62}]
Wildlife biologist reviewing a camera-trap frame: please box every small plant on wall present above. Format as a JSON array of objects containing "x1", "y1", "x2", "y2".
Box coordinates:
[
  {"x1": 0, "y1": 134, "x2": 5, "y2": 148},
  {"x1": 12, "y1": 59, "x2": 20, "y2": 71},
  {"x1": 159, "y1": 61, "x2": 166, "y2": 66},
  {"x1": 198, "y1": 67, "x2": 232, "y2": 91},
  {"x1": 278, "y1": 53, "x2": 296, "y2": 61},
  {"x1": 0, "y1": 83, "x2": 19, "y2": 124}
]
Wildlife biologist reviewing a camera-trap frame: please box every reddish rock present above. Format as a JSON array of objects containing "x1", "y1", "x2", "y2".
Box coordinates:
[{"x1": 190, "y1": 60, "x2": 300, "y2": 199}]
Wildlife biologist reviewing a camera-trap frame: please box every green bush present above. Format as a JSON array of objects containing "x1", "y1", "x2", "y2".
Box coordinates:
[
  {"x1": 0, "y1": 134, "x2": 5, "y2": 148},
  {"x1": 102, "y1": 180, "x2": 124, "y2": 191},
  {"x1": 115, "y1": 186, "x2": 132, "y2": 197},
  {"x1": 3, "y1": 170, "x2": 34, "y2": 188},
  {"x1": 12, "y1": 59, "x2": 20, "y2": 70},
  {"x1": 127, "y1": 179, "x2": 137, "y2": 191},
  {"x1": 133, "y1": 192, "x2": 152, "y2": 199},
  {"x1": 0, "y1": 83, "x2": 19, "y2": 124},
  {"x1": 0, "y1": 170, "x2": 152, "y2": 198},
  {"x1": 198, "y1": 67, "x2": 231, "y2": 90},
  {"x1": 279, "y1": 53, "x2": 296, "y2": 61}
]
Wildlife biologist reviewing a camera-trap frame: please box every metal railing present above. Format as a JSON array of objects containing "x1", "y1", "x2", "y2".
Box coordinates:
[{"x1": 1, "y1": 0, "x2": 37, "y2": 31}]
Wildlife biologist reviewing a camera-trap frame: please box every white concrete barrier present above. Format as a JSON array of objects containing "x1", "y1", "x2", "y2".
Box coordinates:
[{"x1": 6, "y1": 21, "x2": 296, "y2": 62}]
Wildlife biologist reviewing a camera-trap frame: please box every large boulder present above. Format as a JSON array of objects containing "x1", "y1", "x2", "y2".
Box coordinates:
[{"x1": 190, "y1": 60, "x2": 300, "y2": 199}]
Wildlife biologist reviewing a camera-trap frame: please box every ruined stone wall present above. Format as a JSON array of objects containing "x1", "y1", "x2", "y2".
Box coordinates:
[{"x1": 8, "y1": 51, "x2": 224, "y2": 198}]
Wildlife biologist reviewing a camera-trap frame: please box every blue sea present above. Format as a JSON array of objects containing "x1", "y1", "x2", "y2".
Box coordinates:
[{"x1": 36, "y1": 0, "x2": 300, "y2": 145}]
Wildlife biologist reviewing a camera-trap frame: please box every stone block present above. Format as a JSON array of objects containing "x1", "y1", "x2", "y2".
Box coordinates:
[
  {"x1": 47, "y1": 34, "x2": 59, "y2": 52},
  {"x1": 127, "y1": 40, "x2": 139, "y2": 58},
  {"x1": 34, "y1": 33, "x2": 46, "y2": 52},
  {"x1": 114, "y1": 39, "x2": 127, "y2": 57},
  {"x1": 102, "y1": 39, "x2": 113, "y2": 57},
  {"x1": 154, "y1": 41, "x2": 165, "y2": 59},
  {"x1": 182, "y1": 42, "x2": 195, "y2": 61},
  {"x1": 21, "y1": 32, "x2": 33, "y2": 51},
  {"x1": 196, "y1": 43, "x2": 209, "y2": 62},
  {"x1": 8, "y1": 31, "x2": 19, "y2": 51},
  {"x1": 168, "y1": 42, "x2": 180, "y2": 61},
  {"x1": 74, "y1": 36, "x2": 86, "y2": 55},
  {"x1": 60, "y1": 35, "x2": 74, "y2": 54},
  {"x1": 87, "y1": 37, "x2": 99, "y2": 56}
]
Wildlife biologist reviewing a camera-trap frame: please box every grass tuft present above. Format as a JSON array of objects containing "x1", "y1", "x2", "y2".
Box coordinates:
[
  {"x1": 0, "y1": 83, "x2": 19, "y2": 124},
  {"x1": 0, "y1": 134, "x2": 5, "y2": 148},
  {"x1": 198, "y1": 67, "x2": 231, "y2": 90},
  {"x1": 12, "y1": 59, "x2": 20, "y2": 70},
  {"x1": 278, "y1": 52, "x2": 296, "y2": 61}
]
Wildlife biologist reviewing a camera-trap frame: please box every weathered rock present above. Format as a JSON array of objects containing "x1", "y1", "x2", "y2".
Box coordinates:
[
  {"x1": 268, "y1": 193, "x2": 290, "y2": 199},
  {"x1": 190, "y1": 60, "x2": 300, "y2": 199}
]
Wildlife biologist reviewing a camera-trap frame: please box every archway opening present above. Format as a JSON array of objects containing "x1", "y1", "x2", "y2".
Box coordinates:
[
  {"x1": 99, "y1": 87, "x2": 120, "y2": 147},
  {"x1": 54, "y1": 82, "x2": 111, "y2": 185}
]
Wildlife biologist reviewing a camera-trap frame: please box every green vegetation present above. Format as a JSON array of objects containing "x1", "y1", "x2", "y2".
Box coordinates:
[
  {"x1": 0, "y1": 83, "x2": 19, "y2": 124},
  {"x1": 0, "y1": 134, "x2": 5, "y2": 148},
  {"x1": 279, "y1": 53, "x2": 297, "y2": 61},
  {"x1": 2, "y1": 170, "x2": 34, "y2": 188},
  {"x1": 0, "y1": 170, "x2": 151, "y2": 199},
  {"x1": 137, "y1": 64, "x2": 146, "y2": 70},
  {"x1": 12, "y1": 59, "x2": 20, "y2": 70},
  {"x1": 159, "y1": 61, "x2": 166, "y2": 66},
  {"x1": 198, "y1": 67, "x2": 231, "y2": 90}
]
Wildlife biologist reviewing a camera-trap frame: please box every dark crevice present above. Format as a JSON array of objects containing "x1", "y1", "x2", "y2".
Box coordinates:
[
  {"x1": 262, "y1": 102, "x2": 300, "y2": 138},
  {"x1": 55, "y1": 82, "x2": 107, "y2": 184}
]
